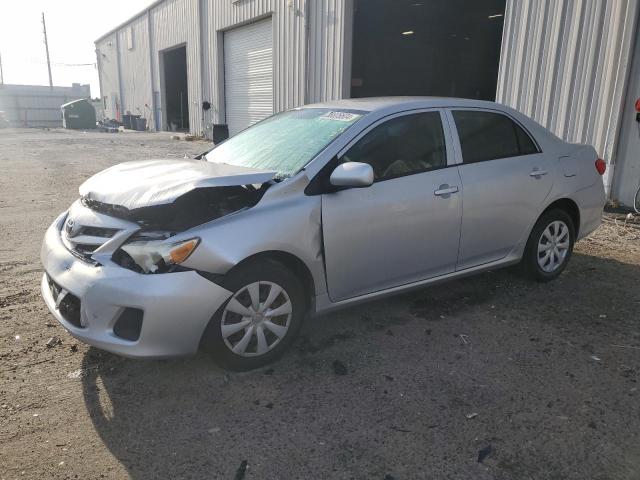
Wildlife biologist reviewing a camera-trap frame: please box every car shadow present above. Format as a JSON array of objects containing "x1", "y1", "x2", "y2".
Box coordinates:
[{"x1": 81, "y1": 252, "x2": 640, "y2": 479}]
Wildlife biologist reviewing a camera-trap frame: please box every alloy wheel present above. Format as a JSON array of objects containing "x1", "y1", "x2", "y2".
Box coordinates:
[{"x1": 221, "y1": 281, "x2": 292, "y2": 357}]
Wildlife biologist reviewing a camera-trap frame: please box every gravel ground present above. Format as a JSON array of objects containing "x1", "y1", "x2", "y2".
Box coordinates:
[{"x1": 1, "y1": 128, "x2": 640, "y2": 480}]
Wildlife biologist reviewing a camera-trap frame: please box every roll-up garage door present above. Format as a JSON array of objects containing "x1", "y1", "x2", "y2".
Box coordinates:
[{"x1": 224, "y1": 18, "x2": 274, "y2": 136}]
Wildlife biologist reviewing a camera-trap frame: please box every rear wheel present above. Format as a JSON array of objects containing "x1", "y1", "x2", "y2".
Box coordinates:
[
  {"x1": 521, "y1": 209, "x2": 575, "y2": 282},
  {"x1": 202, "y1": 259, "x2": 307, "y2": 371}
]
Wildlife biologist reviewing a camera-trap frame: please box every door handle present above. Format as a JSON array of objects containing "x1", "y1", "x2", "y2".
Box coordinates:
[
  {"x1": 529, "y1": 168, "x2": 549, "y2": 177},
  {"x1": 434, "y1": 185, "x2": 459, "y2": 196}
]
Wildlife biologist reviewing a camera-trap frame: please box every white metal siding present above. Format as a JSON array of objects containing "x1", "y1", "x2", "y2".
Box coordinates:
[
  {"x1": 205, "y1": 0, "x2": 308, "y2": 129},
  {"x1": 95, "y1": 0, "x2": 352, "y2": 137},
  {"x1": 497, "y1": 0, "x2": 640, "y2": 194},
  {"x1": 95, "y1": 34, "x2": 120, "y2": 120},
  {"x1": 611, "y1": 26, "x2": 640, "y2": 207},
  {"x1": 117, "y1": 15, "x2": 152, "y2": 123},
  {"x1": 224, "y1": 19, "x2": 274, "y2": 135},
  {"x1": 307, "y1": 0, "x2": 353, "y2": 102},
  {"x1": 151, "y1": 0, "x2": 202, "y2": 134}
]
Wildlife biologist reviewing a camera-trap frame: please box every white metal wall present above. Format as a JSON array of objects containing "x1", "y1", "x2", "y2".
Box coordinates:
[
  {"x1": 151, "y1": 0, "x2": 202, "y2": 133},
  {"x1": 117, "y1": 15, "x2": 152, "y2": 123},
  {"x1": 497, "y1": 0, "x2": 640, "y2": 195},
  {"x1": 307, "y1": 0, "x2": 353, "y2": 102},
  {"x1": 95, "y1": 33, "x2": 120, "y2": 120},
  {"x1": 0, "y1": 84, "x2": 91, "y2": 127},
  {"x1": 204, "y1": 0, "x2": 308, "y2": 131},
  {"x1": 95, "y1": 0, "x2": 352, "y2": 137},
  {"x1": 611, "y1": 23, "x2": 640, "y2": 207}
]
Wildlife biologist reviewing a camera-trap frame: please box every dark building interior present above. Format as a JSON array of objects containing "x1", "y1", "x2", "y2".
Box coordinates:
[
  {"x1": 351, "y1": 0, "x2": 507, "y2": 100},
  {"x1": 162, "y1": 46, "x2": 190, "y2": 131}
]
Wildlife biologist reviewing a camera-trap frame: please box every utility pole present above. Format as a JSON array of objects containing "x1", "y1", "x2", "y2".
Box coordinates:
[
  {"x1": 0, "y1": 50, "x2": 4, "y2": 85},
  {"x1": 42, "y1": 12, "x2": 53, "y2": 89}
]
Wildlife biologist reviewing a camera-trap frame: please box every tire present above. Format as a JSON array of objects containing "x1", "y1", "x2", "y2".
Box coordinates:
[
  {"x1": 202, "y1": 258, "x2": 307, "y2": 371},
  {"x1": 521, "y1": 209, "x2": 575, "y2": 282}
]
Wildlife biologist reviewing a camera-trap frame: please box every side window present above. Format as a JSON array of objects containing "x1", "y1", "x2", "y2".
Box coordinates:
[
  {"x1": 452, "y1": 110, "x2": 539, "y2": 164},
  {"x1": 343, "y1": 112, "x2": 446, "y2": 181}
]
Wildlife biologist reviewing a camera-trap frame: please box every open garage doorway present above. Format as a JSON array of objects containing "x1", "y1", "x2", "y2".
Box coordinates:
[
  {"x1": 350, "y1": 0, "x2": 506, "y2": 100},
  {"x1": 162, "y1": 45, "x2": 189, "y2": 131}
]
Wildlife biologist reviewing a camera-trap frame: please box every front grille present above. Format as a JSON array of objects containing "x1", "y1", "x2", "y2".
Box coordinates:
[
  {"x1": 78, "y1": 226, "x2": 119, "y2": 238},
  {"x1": 46, "y1": 274, "x2": 83, "y2": 328},
  {"x1": 60, "y1": 211, "x2": 123, "y2": 264}
]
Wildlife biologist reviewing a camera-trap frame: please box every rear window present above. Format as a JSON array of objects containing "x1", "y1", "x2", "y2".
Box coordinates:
[{"x1": 453, "y1": 110, "x2": 539, "y2": 164}]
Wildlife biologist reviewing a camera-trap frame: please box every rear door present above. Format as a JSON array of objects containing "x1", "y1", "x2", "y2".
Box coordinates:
[
  {"x1": 450, "y1": 109, "x2": 553, "y2": 270},
  {"x1": 321, "y1": 110, "x2": 462, "y2": 301}
]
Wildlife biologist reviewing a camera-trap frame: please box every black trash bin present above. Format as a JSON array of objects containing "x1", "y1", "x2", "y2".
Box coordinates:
[
  {"x1": 122, "y1": 114, "x2": 132, "y2": 130},
  {"x1": 212, "y1": 124, "x2": 229, "y2": 144},
  {"x1": 135, "y1": 117, "x2": 147, "y2": 131}
]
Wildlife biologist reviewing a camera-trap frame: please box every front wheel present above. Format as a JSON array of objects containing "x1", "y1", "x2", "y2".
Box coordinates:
[
  {"x1": 202, "y1": 259, "x2": 307, "y2": 371},
  {"x1": 521, "y1": 209, "x2": 575, "y2": 282}
]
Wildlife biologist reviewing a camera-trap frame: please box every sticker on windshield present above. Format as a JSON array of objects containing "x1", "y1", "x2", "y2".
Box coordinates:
[{"x1": 320, "y1": 111, "x2": 360, "y2": 122}]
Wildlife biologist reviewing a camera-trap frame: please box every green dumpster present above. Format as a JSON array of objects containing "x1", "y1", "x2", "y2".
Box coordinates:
[{"x1": 61, "y1": 99, "x2": 96, "y2": 129}]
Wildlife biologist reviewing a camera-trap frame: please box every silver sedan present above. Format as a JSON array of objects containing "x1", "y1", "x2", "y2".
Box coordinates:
[{"x1": 41, "y1": 97, "x2": 606, "y2": 369}]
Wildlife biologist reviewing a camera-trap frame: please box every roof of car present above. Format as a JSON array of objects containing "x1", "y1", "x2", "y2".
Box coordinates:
[{"x1": 303, "y1": 96, "x2": 506, "y2": 113}]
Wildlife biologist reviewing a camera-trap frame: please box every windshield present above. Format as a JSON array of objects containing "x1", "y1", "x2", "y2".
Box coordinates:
[{"x1": 205, "y1": 108, "x2": 364, "y2": 178}]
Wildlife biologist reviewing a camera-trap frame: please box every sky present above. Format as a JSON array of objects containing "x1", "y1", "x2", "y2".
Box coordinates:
[{"x1": 0, "y1": 0, "x2": 156, "y2": 98}]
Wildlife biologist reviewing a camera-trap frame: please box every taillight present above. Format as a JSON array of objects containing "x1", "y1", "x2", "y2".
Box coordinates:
[{"x1": 595, "y1": 158, "x2": 606, "y2": 175}]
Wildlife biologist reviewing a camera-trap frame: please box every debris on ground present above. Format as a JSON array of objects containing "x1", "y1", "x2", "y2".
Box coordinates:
[
  {"x1": 458, "y1": 334, "x2": 469, "y2": 345},
  {"x1": 234, "y1": 460, "x2": 248, "y2": 480},
  {"x1": 67, "y1": 369, "x2": 83, "y2": 379},
  {"x1": 478, "y1": 444, "x2": 493, "y2": 463},
  {"x1": 466, "y1": 412, "x2": 479, "y2": 420},
  {"x1": 390, "y1": 425, "x2": 412, "y2": 433},
  {"x1": 332, "y1": 360, "x2": 348, "y2": 375},
  {"x1": 46, "y1": 336, "x2": 61, "y2": 348},
  {"x1": 590, "y1": 355, "x2": 601, "y2": 362}
]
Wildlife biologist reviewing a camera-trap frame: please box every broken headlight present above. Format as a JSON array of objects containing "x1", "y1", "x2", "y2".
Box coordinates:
[{"x1": 119, "y1": 237, "x2": 200, "y2": 273}]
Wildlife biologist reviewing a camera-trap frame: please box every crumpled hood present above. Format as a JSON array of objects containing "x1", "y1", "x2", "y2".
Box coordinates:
[{"x1": 79, "y1": 159, "x2": 277, "y2": 209}]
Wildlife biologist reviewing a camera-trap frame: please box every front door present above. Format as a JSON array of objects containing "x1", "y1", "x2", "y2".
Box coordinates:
[{"x1": 321, "y1": 110, "x2": 462, "y2": 301}]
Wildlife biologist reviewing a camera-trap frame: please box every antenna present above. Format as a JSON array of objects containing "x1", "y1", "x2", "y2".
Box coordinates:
[{"x1": 42, "y1": 12, "x2": 53, "y2": 89}]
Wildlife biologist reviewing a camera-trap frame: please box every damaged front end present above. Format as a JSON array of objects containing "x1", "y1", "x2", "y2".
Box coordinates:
[
  {"x1": 63, "y1": 159, "x2": 276, "y2": 273},
  {"x1": 81, "y1": 183, "x2": 267, "y2": 232}
]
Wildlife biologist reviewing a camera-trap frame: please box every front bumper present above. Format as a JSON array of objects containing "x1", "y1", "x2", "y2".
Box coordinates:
[{"x1": 40, "y1": 213, "x2": 232, "y2": 358}]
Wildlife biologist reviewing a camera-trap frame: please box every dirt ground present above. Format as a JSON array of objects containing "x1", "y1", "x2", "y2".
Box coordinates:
[{"x1": 1, "y1": 128, "x2": 640, "y2": 480}]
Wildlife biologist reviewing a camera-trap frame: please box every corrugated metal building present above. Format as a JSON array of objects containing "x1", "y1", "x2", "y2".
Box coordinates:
[
  {"x1": 0, "y1": 83, "x2": 91, "y2": 128},
  {"x1": 95, "y1": 0, "x2": 640, "y2": 206}
]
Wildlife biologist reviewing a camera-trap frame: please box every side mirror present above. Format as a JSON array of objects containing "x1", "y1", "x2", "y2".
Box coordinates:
[{"x1": 329, "y1": 162, "x2": 374, "y2": 188}]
